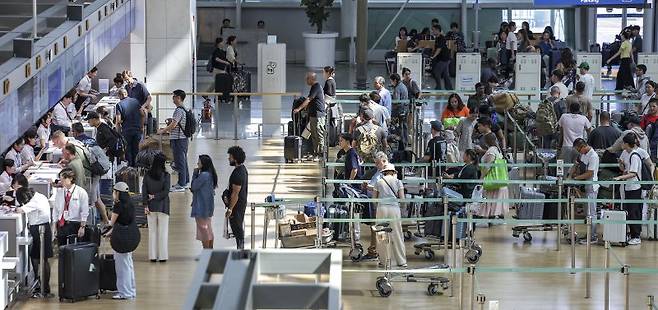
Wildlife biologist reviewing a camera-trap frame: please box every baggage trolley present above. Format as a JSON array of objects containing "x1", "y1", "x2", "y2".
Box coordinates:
[{"x1": 373, "y1": 223, "x2": 451, "y2": 298}]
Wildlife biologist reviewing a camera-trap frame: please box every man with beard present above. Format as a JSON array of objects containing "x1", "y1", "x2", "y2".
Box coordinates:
[{"x1": 224, "y1": 146, "x2": 249, "y2": 250}]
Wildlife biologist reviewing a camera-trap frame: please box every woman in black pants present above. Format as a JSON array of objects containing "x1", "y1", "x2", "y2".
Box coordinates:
[
  {"x1": 606, "y1": 30, "x2": 635, "y2": 90},
  {"x1": 614, "y1": 133, "x2": 646, "y2": 246}
]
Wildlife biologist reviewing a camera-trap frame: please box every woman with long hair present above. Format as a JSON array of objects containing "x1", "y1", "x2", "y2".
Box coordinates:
[
  {"x1": 105, "y1": 182, "x2": 138, "y2": 300},
  {"x1": 0, "y1": 159, "x2": 16, "y2": 196},
  {"x1": 190, "y1": 154, "x2": 218, "y2": 249},
  {"x1": 478, "y1": 134, "x2": 509, "y2": 218},
  {"x1": 606, "y1": 30, "x2": 635, "y2": 90},
  {"x1": 226, "y1": 35, "x2": 238, "y2": 68},
  {"x1": 518, "y1": 29, "x2": 531, "y2": 52},
  {"x1": 441, "y1": 93, "x2": 470, "y2": 120},
  {"x1": 556, "y1": 48, "x2": 577, "y2": 88},
  {"x1": 142, "y1": 153, "x2": 170, "y2": 262}
]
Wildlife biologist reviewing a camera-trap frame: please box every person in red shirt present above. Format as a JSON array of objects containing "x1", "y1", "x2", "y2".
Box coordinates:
[
  {"x1": 640, "y1": 99, "x2": 658, "y2": 130},
  {"x1": 441, "y1": 93, "x2": 470, "y2": 120}
]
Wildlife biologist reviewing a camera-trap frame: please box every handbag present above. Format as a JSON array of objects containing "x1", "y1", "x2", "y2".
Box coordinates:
[
  {"x1": 483, "y1": 152, "x2": 509, "y2": 191},
  {"x1": 110, "y1": 220, "x2": 141, "y2": 253}
]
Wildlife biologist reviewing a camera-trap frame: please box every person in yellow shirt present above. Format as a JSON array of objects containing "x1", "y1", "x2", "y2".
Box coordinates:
[{"x1": 606, "y1": 30, "x2": 635, "y2": 90}]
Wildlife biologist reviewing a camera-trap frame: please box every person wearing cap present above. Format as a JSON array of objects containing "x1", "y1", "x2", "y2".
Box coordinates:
[
  {"x1": 87, "y1": 111, "x2": 118, "y2": 160},
  {"x1": 353, "y1": 109, "x2": 388, "y2": 163},
  {"x1": 607, "y1": 115, "x2": 649, "y2": 154},
  {"x1": 104, "y1": 182, "x2": 137, "y2": 300},
  {"x1": 52, "y1": 168, "x2": 89, "y2": 247},
  {"x1": 372, "y1": 163, "x2": 406, "y2": 268},
  {"x1": 565, "y1": 81, "x2": 593, "y2": 121},
  {"x1": 14, "y1": 187, "x2": 53, "y2": 297},
  {"x1": 577, "y1": 62, "x2": 595, "y2": 100}
]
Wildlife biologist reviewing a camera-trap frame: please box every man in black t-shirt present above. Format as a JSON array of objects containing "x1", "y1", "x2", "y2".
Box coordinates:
[
  {"x1": 293, "y1": 72, "x2": 326, "y2": 160},
  {"x1": 588, "y1": 111, "x2": 622, "y2": 150},
  {"x1": 226, "y1": 146, "x2": 248, "y2": 250},
  {"x1": 430, "y1": 25, "x2": 452, "y2": 90}
]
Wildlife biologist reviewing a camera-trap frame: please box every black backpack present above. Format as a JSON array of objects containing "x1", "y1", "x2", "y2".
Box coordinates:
[
  {"x1": 178, "y1": 107, "x2": 197, "y2": 139},
  {"x1": 108, "y1": 127, "x2": 126, "y2": 160},
  {"x1": 630, "y1": 152, "x2": 655, "y2": 190}
]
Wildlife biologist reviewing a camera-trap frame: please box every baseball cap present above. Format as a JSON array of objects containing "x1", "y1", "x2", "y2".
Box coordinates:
[
  {"x1": 578, "y1": 62, "x2": 590, "y2": 70},
  {"x1": 382, "y1": 163, "x2": 396, "y2": 173},
  {"x1": 113, "y1": 182, "x2": 130, "y2": 193},
  {"x1": 430, "y1": 120, "x2": 443, "y2": 132}
]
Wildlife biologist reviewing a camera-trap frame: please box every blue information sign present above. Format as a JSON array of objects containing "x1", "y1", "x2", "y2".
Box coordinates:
[{"x1": 534, "y1": 0, "x2": 644, "y2": 6}]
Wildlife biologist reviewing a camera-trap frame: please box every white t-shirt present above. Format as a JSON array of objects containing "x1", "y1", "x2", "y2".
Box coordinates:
[
  {"x1": 77, "y1": 75, "x2": 92, "y2": 94},
  {"x1": 37, "y1": 125, "x2": 50, "y2": 147},
  {"x1": 579, "y1": 73, "x2": 595, "y2": 100},
  {"x1": 375, "y1": 175, "x2": 403, "y2": 208},
  {"x1": 579, "y1": 148, "x2": 600, "y2": 192},
  {"x1": 620, "y1": 148, "x2": 646, "y2": 192},
  {"x1": 506, "y1": 31, "x2": 518, "y2": 51},
  {"x1": 19, "y1": 192, "x2": 51, "y2": 225},
  {"x1": 554, "y1": 82, "x2": 569, "y2": 100},
  {"x1": 558, "y1": 113, "x2": 591, "y2": 148}
]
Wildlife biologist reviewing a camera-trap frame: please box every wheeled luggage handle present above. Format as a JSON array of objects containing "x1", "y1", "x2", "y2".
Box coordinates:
[{"x1": 65, "y1": 234, "x2": 79, "y2": 245}]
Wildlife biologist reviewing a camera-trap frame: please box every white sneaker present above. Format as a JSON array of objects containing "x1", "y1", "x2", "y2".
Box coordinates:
[
  {"x1": 170, "y1": 185, "x2": 185, "y2": 193},
  {"x1": 628, "y1": 238, "x2": 641, "y2": 245}
]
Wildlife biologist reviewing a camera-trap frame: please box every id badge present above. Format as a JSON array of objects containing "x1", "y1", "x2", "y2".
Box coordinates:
[{"x1": 63, "y1": 210, "x2": 69, "y2": 219}]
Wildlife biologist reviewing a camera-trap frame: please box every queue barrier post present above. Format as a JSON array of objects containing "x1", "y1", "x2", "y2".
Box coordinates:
[
  {"x1": 569, "y1": 190, "x2": 576, "y2": 273},
  {"x1": 477, "y1": 294, "x2": 486, "y2": 310},
  {"x1": 315, "y1": 196, "x2": 322, "y2": 249},
  {"x1": 557, "y1": 177, "x2": 563, "y2": 252},
  {"x1": 233, "y1": 95, "x2": 239, "y2": 140},
  {"x1": 450, "y1": 215, "x2": 457, "y2": 298},
  {"x1": 623, "y1": 264, "x2": 630, "y2": 310},
  {"x1": 250, "y1": 203, "x2": 256, "y2": 250},
  {"x1": 585, "y1": 216, "x2": 592, "y2": 299},
  {"x1": 214, "y1": 96, "x2": 220, "y2": 140},
  {"x1": 459, "y1": 238, "x2": 465, "y2": 310},
  {"x1": 469, "y1": 266, "x2": 476, "y2": 310},
  {"x1": 604, "y1": 241, "x2": 610, "y2": 310},
  {"x1": 647, "y1": 295, "x2": 655, "y2": 310},
  {"x1": 443, "y1": 195, "x2": 450, "y2": 261}
]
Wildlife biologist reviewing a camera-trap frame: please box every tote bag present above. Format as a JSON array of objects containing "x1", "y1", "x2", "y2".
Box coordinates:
[{"x1": 483, "y1": 153, "x2": 509, "y2": 191}]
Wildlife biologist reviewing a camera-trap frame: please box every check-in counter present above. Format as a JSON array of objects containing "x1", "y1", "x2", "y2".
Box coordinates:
[
  {"x1": 25, "y1": 163, "x2": 62, "y2": 198},
  {"x1": 0, "y1": 212, "x2": 32, "y2": 291},
  {"x1": 86, "y1": 96, "x2": 119, "y2": 120}
]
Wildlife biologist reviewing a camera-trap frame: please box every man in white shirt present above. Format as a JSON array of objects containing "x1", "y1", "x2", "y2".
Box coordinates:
[
  {"x1": 558, "y1": 102, "x2": 592, "y2": 163},
  {"x1": 551, "y1": 69, "x2": 569, "y2": 100},
  {"x1": 571, "y1": 139, "x2": 600, "y2": 244},
  {"x1": 374, "y1": 76, "x2": 392, "y2": 114},
  {"x1": 577, "y1": 62, "x2": 595, "y2": 100},
  {"x1": 614, "y1": 133, "x2": 647, "y2": 245},
  {"x1": 75, "y1": 67, "x2": 98, "y2": 113},
  {"x1": 505, "y1": 22, "x2": 518, "y2": 63},
  {"x1": 15, "y1": 187, "x2": 53, "y2": 296},
  {"x1": 52, "y1": 168, "x2": 89, "y2": 247},
  {"x1": 51, "y1": 90, "x2": 77, "y2": 134},
  {"x1": 363, "y1": 93, "x2": 390, "y2": 132}
]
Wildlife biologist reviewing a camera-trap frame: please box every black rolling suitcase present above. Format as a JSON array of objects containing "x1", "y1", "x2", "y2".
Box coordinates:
[
  {"x1": 115, "y1": 166, "x2": 140, "y2": 193},
  {"x1": 98, "y1": 254, "x2": 117, "y2": 293},
  {"x1": 58, "y1": 238, "x2": 99, "y2": 302},
  {"x1": 215, "y1": 72, "x2": 233, "y2": 102},
  {"x1": 285, "y1": 114, "x2": 305, "y2": 163}
]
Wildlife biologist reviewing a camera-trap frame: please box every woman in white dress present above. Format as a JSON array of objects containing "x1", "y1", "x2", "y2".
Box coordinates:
[
  {"x1": 478, "y1": 133, "x2": 509, "y2": 218},
  {"x1": 373, "y1": 164, "x2": 407, "y2": 268}
]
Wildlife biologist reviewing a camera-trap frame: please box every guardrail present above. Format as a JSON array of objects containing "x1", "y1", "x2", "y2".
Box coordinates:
[{"x1": 151, "y1": 91, "x2": 301, "y2": 140}]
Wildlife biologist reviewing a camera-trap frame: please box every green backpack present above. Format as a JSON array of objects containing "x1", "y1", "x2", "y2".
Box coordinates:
[{"x1": 535, "y1": 99, "x2": 558, "y2": 136}]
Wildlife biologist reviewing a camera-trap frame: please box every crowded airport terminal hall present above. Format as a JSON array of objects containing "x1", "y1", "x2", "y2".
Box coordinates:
[{"x1": 1, "y1": 0, "x2": 658, "y2": 309}]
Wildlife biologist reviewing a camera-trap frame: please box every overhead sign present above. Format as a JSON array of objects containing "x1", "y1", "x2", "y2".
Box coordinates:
[{"x1": 534, "y1": 0, "x2": 644, "y2": 6}]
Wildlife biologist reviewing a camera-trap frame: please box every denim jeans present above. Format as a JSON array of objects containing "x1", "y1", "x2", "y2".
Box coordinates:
[
  {"x1": 122, "y1": 130, "x2": 142, "y2": 167},
  {"x1": 432, "y1": 60, "x2": 452, "y2": 90},
  {"x1": 171, "y1": 138, "x2": 189, "y2": 186},
  {"x1": 114, "y1": 251, "x2": 136, "y2": 298}
]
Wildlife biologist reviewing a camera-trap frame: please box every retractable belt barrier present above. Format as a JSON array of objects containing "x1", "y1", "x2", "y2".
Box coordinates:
[{"x1": 323, "y1": 162, "x2": 623, "y2": 168}]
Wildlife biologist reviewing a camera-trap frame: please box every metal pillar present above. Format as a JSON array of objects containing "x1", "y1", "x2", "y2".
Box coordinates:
[
  {"x1": 355, "y1": 0, "x2": 368, "y2": 89},
  {"x1": 460, "y1": 0, "x2": 468, "y2": 46},
  {"x1": 32, "y1": 0, "x2": 38, "y2": 38},
  {"x1": 236, "y1": 0, "x2": 242, "y2": 29},
  {"x1": 473, "y1": 0, "x2": 480, "y2": 50}
]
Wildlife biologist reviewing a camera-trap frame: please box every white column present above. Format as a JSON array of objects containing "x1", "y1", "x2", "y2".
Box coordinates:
[
  {"x1": 257, "y1": 42, "x2": 286, "y2": 137},
  {"x1": 129, "y1": 0, "x2": 146, "y2": 81},
  {"x1": 145, "y1": 0, "x2": 195, "y2": 94}
]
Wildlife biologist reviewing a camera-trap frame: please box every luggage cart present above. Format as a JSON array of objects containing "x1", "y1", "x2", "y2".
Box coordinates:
[{"x1": 373, "y1": 223, "x2": 451, "y2": 298}]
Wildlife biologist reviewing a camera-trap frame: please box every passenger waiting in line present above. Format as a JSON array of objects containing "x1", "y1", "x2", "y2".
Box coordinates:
[
  {"x1": 86, "y1": 111, "x2": 120, "y2": 162},
  {"x1": 441, "y1": 93, "x2": 469, "y2": 121},
  {"x1": 142, "y1": 153, "x2": 170, "y2": 262},
  {"x1": 558, "y1": 102, "x2": 592, "y2": 163},
  {"x1": 480, "y1": 58, "x2": 498, "y2": 86},
  {"x1": 109, "y1": 74, "x2": 125, "y2": 97},
  {"x1": 474, "y1": 115, "x2": 506, "y2": 156},
  {"x1": 70, "y1": 123, "x2": 110, "y2": 225},
  {"x1": 122, "y1": 70, "x2": 153, "y2": 134},
  {"x1": 443, "y1": 149, "x2": 480, "y2": 199},
  {"x1": 365, "y1": 92, "x2": 391, "y2": 132},
  {"x1": 14, "y1": 187, "x2": 53, "y2": 297},
  {"x1": 467, "y1": 83, "x2": 487, "y2": 113},
  {"x1": 158, "y1": 90, "x2": 191, "y2": 192},
  {"x1": 635, "y1": 64, "x2": 651, "y2": 98},
  {"x1": 614, "y1": 133, "x2": 651, "y2": 246},
  {"x1": 361, "y1": 151, "x2": 390, "y2": 261},
  {"x1": 374, "y1": 76, "x2": 392, "y2": 113},
  {"x1": 225, "y1": 146, "x2": 249, "y2": 250},
  {"x1": 52, "y1": 168, "x2": 89, "y2": 246},
  {"x1": 577, "y1": 62, "x2": 595, "y2": 100},
  {"x1": 0, "y1": 159, "x2": 16, "y2": 196},
  {"x1": 565, "y1": 81, "x2": 593, "y2": 121},
  {"x1": 570, "y1": 139, "x2": 600, "y2": 244},
  {"x1": 373, "y1": 164, "x2": 407, "y2": 269},
  {"x1": 607, "y1": 115, "x2": 648, "y2": 153},
  {"x1": 588, "y1": 111, "x2": 622, "y2": 150},
  {"x1": 401, "y1": 67, "x2": 420, "y2": 100},
  {"x1": 116, "y1": 89, "x2": 144, "y2": 167},
  {"x1": 104, "y1": 182, "x2": 138, "y2": 300},
  {"x1": 455, "y1": 112, "x2": 477, "y2": 154},
  {"x1": 191, "y1": 155, "x2": 217, "y2": 250},
  {"x1": 641, "y1": 99, "x2": 658, "y2": 130},
  {"x1": 479, "y1": 133, "x2": 509, "y2": 219},
  {"x1": 61, "y1": 143, "x2": 92, "y2": 197},
  {"x1": 293, "y1": 72, "x2": 326, "y2": 161},
  {"x1": 339, "y1": 133, "x2": 362, "y2": 187},
  {"x1": 354, "y1": 109, "x2": 388, "y2": 163},
  {"x1": 550, "y1": 69, "x2": 569, "y2": 100},
  {"x1": 640, "y1": 81, "x2": 656, "y2": 114},
  {"x1": 226, "y1": 35, "x2": 238, "y2": 68}
]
